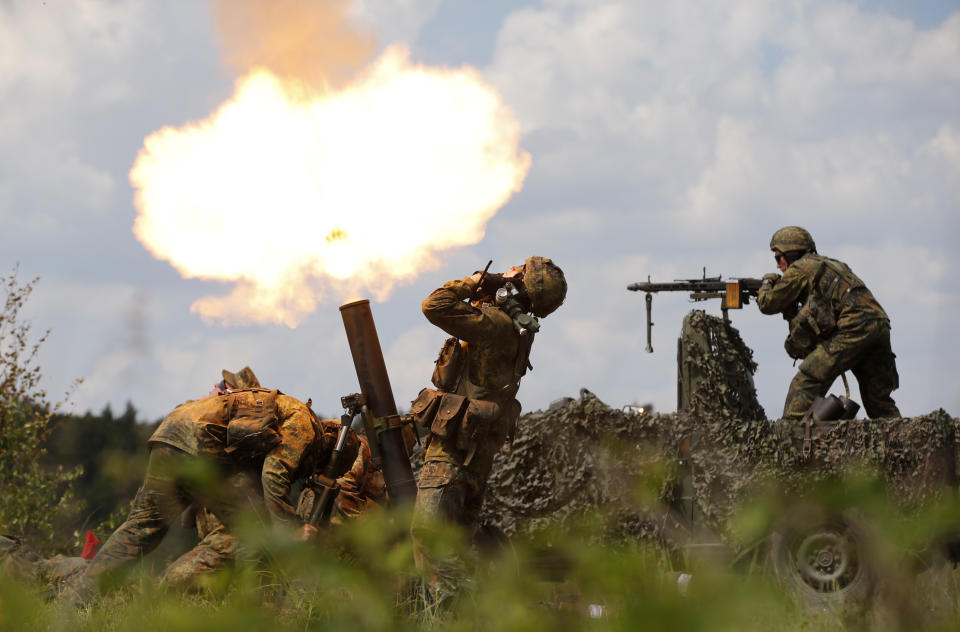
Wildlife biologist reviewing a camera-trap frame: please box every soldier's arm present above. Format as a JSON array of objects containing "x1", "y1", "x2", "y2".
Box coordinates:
[
  {"x1": 421, "y1": 277, "x2": 511, "y2": 343},
  {"x1": 332, "y1": 448, "x2": 367, "y2": 520},
  {"x1": 261, "y1": 410, "x2": 317, "y2": 525},
  {"x1": 757, "y1": 266, "x2": 808, "y2": 315}
]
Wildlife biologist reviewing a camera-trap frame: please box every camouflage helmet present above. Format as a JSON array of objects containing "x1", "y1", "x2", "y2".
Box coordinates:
[
  {"x1": 222, "y1": 366, "x2": 261, "y2": 390},
  {"x1": 770, "y1": 226, "x2": 816, "y2": 254},
  {"x1": 521, "y1": 256, "x2": 567, "y2": 318}
]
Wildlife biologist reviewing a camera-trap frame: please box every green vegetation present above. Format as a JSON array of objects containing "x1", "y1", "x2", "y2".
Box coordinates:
[
  {"x1": 0, "y1": 269, "x2": 80, "y2": 551},
  {"x1": 3, "y1": 273, "x2": 960, "y2": 629},
  {"x1": 2, "y1": 485, "x2": 960, "y2": 631}
]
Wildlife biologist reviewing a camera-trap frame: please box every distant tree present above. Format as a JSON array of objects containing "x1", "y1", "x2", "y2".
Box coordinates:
[
  {"x1": 46, "y1": 402, "x2": 157, "y2": 533},
  {"x1": 0, "y1": 268, "x2": 80, "y2": 551}
]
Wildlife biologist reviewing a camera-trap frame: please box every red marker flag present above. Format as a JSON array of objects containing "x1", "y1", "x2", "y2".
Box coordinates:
[{"x1": 80, "y1": 530, "x2": 100, "y2": 560}]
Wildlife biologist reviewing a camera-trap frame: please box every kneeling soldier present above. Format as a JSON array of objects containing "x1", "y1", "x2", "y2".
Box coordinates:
[{"x1": 62, "y1": 366, "x2": 358, "y2": 605}]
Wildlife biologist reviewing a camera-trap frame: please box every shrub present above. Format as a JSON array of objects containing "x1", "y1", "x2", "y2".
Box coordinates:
[{"x1": 0, "y1": 268, "x2": 80, "y2": 551}]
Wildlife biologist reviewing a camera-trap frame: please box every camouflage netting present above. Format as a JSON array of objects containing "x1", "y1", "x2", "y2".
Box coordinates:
[
  {"x1": 679, "y1": 310, "x2": 765, "y2": 421},
  {"x1": 479, "y1": 311, "x2": 958, "y2": 546}
]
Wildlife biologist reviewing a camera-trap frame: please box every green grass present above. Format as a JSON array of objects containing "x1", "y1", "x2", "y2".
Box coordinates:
[{"x1": 4, "y1": 476, "x2": 960, "y2": 631}]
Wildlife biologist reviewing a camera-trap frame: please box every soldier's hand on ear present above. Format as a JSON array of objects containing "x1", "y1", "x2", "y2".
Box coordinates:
[{"x1": 477, "y1": 273, "x2": 510, "y2": 295}]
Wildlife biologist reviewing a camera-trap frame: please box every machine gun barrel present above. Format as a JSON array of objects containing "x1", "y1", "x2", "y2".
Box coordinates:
[
  {"x1": 627, "y1": 277, "x2": 762, "y2": 294},
  {"x1": 627, "y1": 272, "x2": 764, "y2": 352},
  {"x1": 339, "y1": 300, "x2": 418, "y2": 505}
]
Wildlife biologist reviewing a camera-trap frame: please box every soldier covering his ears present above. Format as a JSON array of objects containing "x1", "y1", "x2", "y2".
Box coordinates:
[
  {"x1": 409, "y1": 256, "x2": 567, "y2": 612},
  {"x1": 757, "y1": 227, "x2": 901, "y2": 421}
]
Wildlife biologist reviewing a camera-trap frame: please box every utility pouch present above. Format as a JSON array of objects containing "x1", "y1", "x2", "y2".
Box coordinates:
[
  {"x1": 784, "y1": 288, "x2": 836, "y2": 360},
  {"x1": 784, "y1": 314, "x2": 818, "y2": 360},
  {"x1": 432, "y1": 337, "x2": 464, "y2": 391},
  {"x1": 433, "y1": 393, "x2": 468, "y2": 439},
  {"x1": 223, "y1": 389, "x2": 281, "y2": 460},
  {"x1": 456, "y1": 399, "x2": 501, "y2": 452},
  {"x1": 411, "y1": 387, "x2": 442, "y2": 427}
]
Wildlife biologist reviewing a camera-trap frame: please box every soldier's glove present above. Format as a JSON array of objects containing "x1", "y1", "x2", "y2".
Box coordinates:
[
  {"x1": 295, "y1": 523, "x2": 320, "y2": 542},
  {"x1": 476, "y1": 273, "x2": 510, "y2": 296},
  {"x1": 762, "y1": 273, "x2": 781, "y2": 286}
]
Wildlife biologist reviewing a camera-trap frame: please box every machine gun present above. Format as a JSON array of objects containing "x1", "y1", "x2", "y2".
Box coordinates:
[{"x1": 627, "y1": 269, "x2": 763, "y2": 353}]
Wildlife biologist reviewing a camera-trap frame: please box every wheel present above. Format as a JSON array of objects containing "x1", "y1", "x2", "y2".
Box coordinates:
[{"x1": 769, "y1": 512, "x2": 874, "y2": 610}]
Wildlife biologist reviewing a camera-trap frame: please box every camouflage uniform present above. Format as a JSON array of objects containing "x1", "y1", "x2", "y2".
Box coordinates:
[
  {"x1": 158, "y1": 507, "x2": 237, "y2": 590},
  {"x1": 411, "y1": 257, "x2": 565, "y2": 610},
  {"x1": 331, "y1": 435, "x2": 386, "y2": 523},
  {"x1": 0, "y1": 535, "x2": 88, "y2": 587},
  {"x1": 758, "y1": 252, "x2": 900, "y2": 420},
  {"x1": 295, "y1": 434, "x2": 387, "y2": 526},
  {"x1": 155, "y1": 435, "x2": 385, "y2": 589},
  {"x1": 65, "y1": 391, "x2": 354, "y2": 604}
]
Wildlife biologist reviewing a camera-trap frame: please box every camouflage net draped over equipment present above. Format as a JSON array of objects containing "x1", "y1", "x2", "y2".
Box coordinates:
[
  {"x1": 679, "y1": 310, "x2": 765, "y2": 421},
  {"x1": 479, "y1": 393, "x2": 674, "y2": 542},
  {"x1": 480, "y1": 311, "x2": 957, "y2": 545}
]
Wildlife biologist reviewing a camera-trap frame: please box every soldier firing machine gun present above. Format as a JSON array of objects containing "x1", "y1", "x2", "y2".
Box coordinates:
[{"x1": 627, "y1": 269, "x2": 763, "y2": 353}]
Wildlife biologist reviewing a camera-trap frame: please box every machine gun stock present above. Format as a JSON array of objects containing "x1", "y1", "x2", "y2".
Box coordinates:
[{"x1": 627, "y1": 269, "x2": 763, "y2": 353}]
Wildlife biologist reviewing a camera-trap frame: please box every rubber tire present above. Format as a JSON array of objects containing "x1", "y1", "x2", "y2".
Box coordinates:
[{"x1": 769, "y1": 512, "x2": 875, "y2": 611}]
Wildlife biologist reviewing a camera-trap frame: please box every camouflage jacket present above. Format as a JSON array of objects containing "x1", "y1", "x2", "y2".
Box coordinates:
[
  {"x1": 335, "y1": 434, "x2": 386, "y2": 519},
  {"x1": 757, "y1": 253, "x2": 889, "y2": 332},
  {"x1": 419, "y1": 276, "x2": 526, "y2": 477},
  {"x1": 149, "y1": 393, "x2": 328, "y2": 524}
]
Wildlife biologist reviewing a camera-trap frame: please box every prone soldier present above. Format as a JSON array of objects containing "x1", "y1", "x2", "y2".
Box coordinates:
[{"x1": 757, "y1": 227, "x2": 901, "y2": 421}]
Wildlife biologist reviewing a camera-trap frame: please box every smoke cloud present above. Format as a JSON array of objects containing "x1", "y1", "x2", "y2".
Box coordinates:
[{"x1": 213, "y1": 0, "x2": 377, "y2": 90}]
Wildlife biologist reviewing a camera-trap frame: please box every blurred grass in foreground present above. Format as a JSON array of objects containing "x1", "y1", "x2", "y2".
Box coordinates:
[{"x1": 4, "y1": 470, "x2": 960, "y2": 631}]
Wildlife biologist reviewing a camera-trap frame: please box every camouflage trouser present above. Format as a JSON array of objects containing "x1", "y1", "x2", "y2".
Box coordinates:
[
  {"x1": 1, "y1": 535, "x2": 89, "y2": 587},
  {"x1": 784, "y1": 320, "x2": 900, "y2": 421},
  {"x1": 160, "y1": 507, "x2": 238, "y2": 590},
  {"x1": 64, "y1": 445, "x2": 247, "y2": 605},
  {"x1": 410, "y1": 460, "x2": 484, "y2": 612}
]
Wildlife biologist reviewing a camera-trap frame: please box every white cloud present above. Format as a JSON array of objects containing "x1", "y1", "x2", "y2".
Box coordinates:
[
  {"x1": 924, "y1": 124, "x2": 960, "y2": 171},
  {"x1": 0, "y1": 2, "x2": 155, "y2": 216},
  {"x1": 6, "y1": 0, "x2": 959, "y2": 423},
  {"x1": 486, "y1": 0, "x2": 960, "y2": 236}
]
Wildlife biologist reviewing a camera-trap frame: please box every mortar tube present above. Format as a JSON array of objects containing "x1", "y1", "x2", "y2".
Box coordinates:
[{"x1": 339, "y1": 300, "x2": 418, "y2": 505}]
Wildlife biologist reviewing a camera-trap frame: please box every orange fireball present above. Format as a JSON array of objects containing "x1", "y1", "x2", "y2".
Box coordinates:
[{"x1": 130, "y1": 45, "x2": 530, "y2": 327}]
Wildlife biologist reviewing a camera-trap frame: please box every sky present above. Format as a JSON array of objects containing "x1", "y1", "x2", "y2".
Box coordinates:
[{"x1": 2, "y1": 0, "x2": 958, "y2": 422}]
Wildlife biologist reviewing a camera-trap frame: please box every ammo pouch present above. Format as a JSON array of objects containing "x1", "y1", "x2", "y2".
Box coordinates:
[
  {"x1": 784, "y1": 270, "x2": 837, "y2": 360},
  {"x1": 203, "y1": 389, "x2": 282, "y2": 461},
  {"x1": 432, "y1": 337, "x2": 464, "y2": 391},
  {"x1": 456, "y1": 399, "x2": 501, "y2": 452},
  {"x1": 410, "y1": 387, "x2": 502, "y2": 452},
  {"x1": 784, "y1": 313, "x2": 818, "y2": 360}
]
